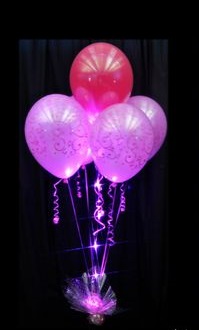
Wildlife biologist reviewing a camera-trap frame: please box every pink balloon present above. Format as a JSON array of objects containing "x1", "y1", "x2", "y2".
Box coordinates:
[
  {"x1": 25, "y1": 94, "x2": 90, "y2": 179},
  {"x1": 127, "y1": 96, "x2": 167, "y2": 159},
  {"x1": 90, "y1": 103, "x2": 154, "y2": 183},
  {"x1": 70, "y1": 42, "x2": 133, "y2": 124}
]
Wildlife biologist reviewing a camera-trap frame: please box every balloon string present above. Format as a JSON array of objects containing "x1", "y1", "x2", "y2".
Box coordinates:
[
  {"x1": 120, "y1": 183, "x2": 126, "y2": 212},
  {"x1": 107, "y1": 183, "x2": 117, "y2": 246},
  {"x1": 100, "y1": 244, "x2": 109, "y2": 276},
  {"x1": 52, "y1": 179, "x2": 62, "y2": 224},
  {"x1": 83, "y1": 165, "x2": 90, "y2": 214},
  {"x1": 75, "y1": 170, "x2": 82, "y2": 198},
  {"x1": 93, "y1": 173, "x2": 105, "y2": 238},
  {"x1": 90, "y1": 172, "x2": 105, "y2": 277},
  {"x1": 115, "y1": 183, "x2": 126, "y2": 227},
  {"x1": 83, "y1": 165, "x2": 99, "y2": 274},
  {"x1": 67, "y1": 179, "x2": 89, "y2": 273},
  {"x1": 100, "y1": 183, "x2": 117, "y2": 275}
]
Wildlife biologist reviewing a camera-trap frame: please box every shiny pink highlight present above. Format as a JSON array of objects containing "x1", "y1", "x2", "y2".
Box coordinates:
[{"x1": 83, "y1": 293, "x2": 103, "y2": 313}]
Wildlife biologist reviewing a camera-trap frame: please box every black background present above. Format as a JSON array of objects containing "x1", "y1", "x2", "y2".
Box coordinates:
[{"x1": 18, "y1": 39, "x2": 198, "y2": 329}]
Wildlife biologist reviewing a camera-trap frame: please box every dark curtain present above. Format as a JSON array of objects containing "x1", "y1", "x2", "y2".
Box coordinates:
[{"x1": 19, "y1": 39, "x2": 169, "y2": 329}]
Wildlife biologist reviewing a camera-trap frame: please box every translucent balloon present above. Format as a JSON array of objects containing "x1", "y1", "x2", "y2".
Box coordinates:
[
  {"x1": 127, "y1": 96, "x2": 167, "y2": 159},
  {"x1": 70, "y1": 42, "x2": 133, "y2": 124},
  {"x1": 25, "y1": 94, "x2": 90, "y2": 179},
  {"x1": 82, "y1": 147, "x2": 93, "y2": 166},
  {"x1": 90, "y1": 103, "x2": 154, "y2": 183}
]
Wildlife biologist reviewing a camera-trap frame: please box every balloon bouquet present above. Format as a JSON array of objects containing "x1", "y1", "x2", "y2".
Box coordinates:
[{"x1": 24, "y1": 42, "x2": 167, "y2": 326}]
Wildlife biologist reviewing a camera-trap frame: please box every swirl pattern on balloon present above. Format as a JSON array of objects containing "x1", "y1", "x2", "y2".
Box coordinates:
[
  {"x1": 127, "y1": 95, "x2": 167, "y2": 159},
  {"x1": 25, "y1": 94, "x2": 90, "y2": 179},
  {"x1": 90, "y1": 103, "x2": 154, "y2": 183}
]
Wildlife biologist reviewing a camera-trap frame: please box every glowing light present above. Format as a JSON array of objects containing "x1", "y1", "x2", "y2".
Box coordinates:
[
  {"x1": 94, "y1": 272, "x2": 99, "y2": 279},
  {"x1": 83, "y1": 293, "x2": 103, "y2": 313},
  {"x1": 53, "y1": 216, "x2": 59, "y2": 224},
  {"x1": 93, "y1": 174, "x2": 105, "y2": 237},
  {"x1": 94, "y1": 178, "x2": 102, "y2": 191},
  {"x1": 111, "y1": 176, "x2": 117, "y2": 182},
  {"x1": 65, "y1": 167, "x2": 72, "y2": 177},
  {"x1": 55, "y1": 240, "x2": 129, "y2": 254},
  {"x1": 92, "y1": 239, "x2": 99, "y2": 251},
  {"x1": 64, "y1": 272, "x2": 117, "y2": 317},
  {"x1": 52, "y1": 178, "x2": 62, "y2": 224},
  {"x1": 88, "y1": 112, "x2": 99, "y2": 124},
  {"x1": 97, "y1": 209, "x2": 104, "y2": 220},
  {"x1": 93, "y1": 268, "x2": 100, "y2": 279}
]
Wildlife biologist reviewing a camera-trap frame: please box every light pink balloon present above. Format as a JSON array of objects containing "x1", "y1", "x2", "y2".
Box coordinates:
[
  {"x1": 90, "y1": 103, "x2": 154, "y2": 183},
  {"x1": 25, "y1": 94, "x2": 90, "y2": 179},
  {"x1": 82, "y1": 147, "x2": 93, "y2": 166},
  {"x1": 127, "y1": 96, "x2": 167, "y2": 159}
]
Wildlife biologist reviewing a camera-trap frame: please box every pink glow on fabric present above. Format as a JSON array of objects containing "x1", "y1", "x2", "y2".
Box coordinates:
[
  {"x1": 90, "y1": 103, "x2": 154, "y2": 183},
  {"x1": 25, "y1": 94, "x2": 90, "y2": 179},
  {"x1": 70, "y1": 42, "x2": 133, "y2": 123},
  {"x1": 127, "y1": 96, "x2": 167, "y2": 159}
]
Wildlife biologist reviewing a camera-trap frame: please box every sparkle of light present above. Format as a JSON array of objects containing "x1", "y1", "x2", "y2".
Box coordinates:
[
  {"x1": 92, "y1": 239, "x2": 99, "y2": 251},
  {"x1": 97, "y1": 209, "x2": 104, "y2": 219},
  {"x1": 65, "y1": 168, "x2": 72, "y2": 177},
  {"x1": 94, "y1": 178, "x2": 102, "y2": 190}
]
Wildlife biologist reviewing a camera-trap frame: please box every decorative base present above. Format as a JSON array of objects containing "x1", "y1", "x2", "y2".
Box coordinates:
[{"x1": 63, "y1": 271, "x2": 117, "y2": 325}]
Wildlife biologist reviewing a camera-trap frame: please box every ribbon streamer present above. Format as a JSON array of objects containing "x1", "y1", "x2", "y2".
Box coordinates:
[
  {"x1": 107, "y1": 183, "x2": 117, "y2": 246},
  {"x1": 115, "y1": 183, "x2": 127, "y2": 228},
  {"x1": 93, "y1": 174, "x2": 105, "y2": 238},
  {"x1": 100, "y1": 183, "x2": 117, "y2": 275},
  {"x1": 52, "y1": 179, "x2": 62, "y2": 224},
  {"x1": 119, "y1": 183, "x2": 126, "y2": 212},
  {"x1": 76, "y1": 170, "x2": 82, "y2": 198},
  {"x1": 67, "y1": 179, "x2": 89, "y2": 273}
]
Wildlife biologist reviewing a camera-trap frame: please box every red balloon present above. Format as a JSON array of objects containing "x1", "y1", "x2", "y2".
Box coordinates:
[{"x1": 70, "y1": 42, "x2": 133, "y2": 123}]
